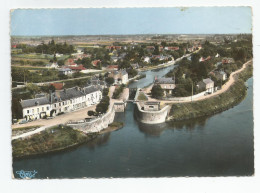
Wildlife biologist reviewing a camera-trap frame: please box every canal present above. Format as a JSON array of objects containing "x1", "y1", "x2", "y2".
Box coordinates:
[{"x1": 13, "y1": 65, "x2": 254, "y2": 178}]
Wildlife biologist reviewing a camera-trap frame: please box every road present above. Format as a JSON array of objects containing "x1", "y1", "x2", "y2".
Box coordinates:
[
  {"x1": 143, "y1": 59, "x2": 252, "y2": 103},
  {"x1": 192, "y1": 59, "x2": 252, "y2": 102},
  {"x1": 138, "y1": 52, "x2": 195, "y2": 72},
  {"x1": 11, "y1": 86, "x2": 122, "y2": 140},
  {"x1": 12, "y1": 104, "x2": 97, "y2": 140}
]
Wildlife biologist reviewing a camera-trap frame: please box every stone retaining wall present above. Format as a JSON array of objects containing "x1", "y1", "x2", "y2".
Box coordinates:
[
  {"x1": 163, "y1": 91, "x2": 206, "y2": 102},
  {"x1": 135, "y1": 102, "x2": 170, "y2": 124},
  {"x1": 67, "y1": 102, "x2": 116, "y2": 133}
]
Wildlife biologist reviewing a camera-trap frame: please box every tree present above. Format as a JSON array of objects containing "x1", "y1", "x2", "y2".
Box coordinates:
[
  {"x1": 49, "y1": 84, "x2": 56, "y2": 92},
  {"x1": 57, "y1": 59, "x2": 64, "y2": 66},
  {"x1": 105, "y1": 77, "x2": 115, "y2": 85},
  {"x1": 102, "y1": 88, "x2": 109, "y2": 96},
  {"x1": 151, "y1": 85, "x2": 164, "y2": 99},
  {"x1": 161, "y1": 41, "x2": 167, "y2": 47},
  {"x1": 12, "y1": 98, "x2": 23, "y2": 119},
  {"x1": 153, "y1": 45, "x2": 160, "y2": 55},
  {"x1": 191, "y1": 53, "x2": 200, "y2": 64},
  {"x1": 53, "y1": 54, "x2": 57, "y2": 62},
  {"x1": 95, "y1": 96, "x2": 110, "y2": 114},
  {"x1": 88, "y1": 110, "x2": 95, "y2": 116},
  {"x1": 26, "y1": 83, "x2": 40, "y2": 95},
  {"x1": 127, "y1": 68, "x2": 138, "y2": 78}
]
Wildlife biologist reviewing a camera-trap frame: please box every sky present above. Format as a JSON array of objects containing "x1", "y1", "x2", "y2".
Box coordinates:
[{"x1": 10, "y1": 7, "x2": 252, "y2": 36}]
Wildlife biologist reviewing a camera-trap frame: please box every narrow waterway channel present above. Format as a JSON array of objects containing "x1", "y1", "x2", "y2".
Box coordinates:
[{"x1": 13, "y1": 64, "x2": 254, "y2": 178}]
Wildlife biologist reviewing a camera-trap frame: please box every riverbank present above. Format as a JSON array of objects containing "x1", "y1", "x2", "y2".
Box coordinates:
[
  {"x1": 12, "y1": 122, "x2": 124, "y2": 159},
  {"x1": 138, "y1": 61, "x2": 175, "y2": 72},
  {"x1": 167, "y1": 62, "x2": 253, "y2": 121}
]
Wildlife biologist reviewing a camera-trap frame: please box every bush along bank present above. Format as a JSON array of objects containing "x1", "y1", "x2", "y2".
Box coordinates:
[
  {"x1": 168, "y1": 62, "x2": 253, "y2": 122},
  {"x1": 12, "y1": 125, "x2": 97, "y2": 159}
]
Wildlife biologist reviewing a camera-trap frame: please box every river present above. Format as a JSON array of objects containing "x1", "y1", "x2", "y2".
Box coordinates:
[{"x1": 13, "y1": 64, "x2": 254, "y2": 178}]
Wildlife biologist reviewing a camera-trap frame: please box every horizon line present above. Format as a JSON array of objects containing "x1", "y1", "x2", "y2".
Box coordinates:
[{"x1": 11, "y1": 33, "x2": 252, "y2": 37}]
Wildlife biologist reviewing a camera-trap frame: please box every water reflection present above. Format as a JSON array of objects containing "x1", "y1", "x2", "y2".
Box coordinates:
[
  {"x1": 138, "y1": 116, "x2": 209, "y2": 137},
  {"x1": 85, "y1": 133, "x2": 111, "y2": 149},
  {"x1": 167, "y1": 116, "x2": 209, "y2": 130},
  {"x1": 138, "y1": 122, "x2": 168, "y2": 137}
]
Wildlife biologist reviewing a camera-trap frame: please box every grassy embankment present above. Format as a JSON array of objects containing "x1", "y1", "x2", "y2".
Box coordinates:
[
  {"x1": 168, "y1": 62, "x2": 253, "y2": 121},
  {"x1": 12, "y1": 122, "x2": 124, "y2": 158},
  {"x1": 137, "y1": 92, "x2": 148, "y2": 101},
  {"x1": 99, "y1": 122, "x2": 124, "y2": 134},
  {"x1": 12, "y1": 125, "x2": 42, "y2": 136}
]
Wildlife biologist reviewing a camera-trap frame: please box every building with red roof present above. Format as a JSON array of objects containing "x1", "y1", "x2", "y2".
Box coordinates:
[
  {"x1": 50, "y1": 82, "x2": 64, "y2": 90},
  {"x1": 165, "y1": 46, "x2": 179, "y2": 51},
  {"x1": 106, "y1": 46, "x2": 122, "y2": 50},
  {"x1": 92, "y1": 60, "x2": 101, "y2": 67},
  {"x1": 107, "y1": 65, "x2": 119, "y2": 71},
  {"x1": 65, "y1": 58, "x2": 77, "y2": 66},
  {"x1": 68, "y1": 64, "x2": 86, "y2": 72}
]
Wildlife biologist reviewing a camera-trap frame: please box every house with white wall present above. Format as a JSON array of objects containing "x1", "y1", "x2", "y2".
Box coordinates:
[{"x1": 21, "y1": 85, "x2": 102, "y2": 121}]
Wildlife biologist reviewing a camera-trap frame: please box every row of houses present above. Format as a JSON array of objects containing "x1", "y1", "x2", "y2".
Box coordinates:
[
  {"x1": 154, "y1": 73, "x2": 226, "y2": 97},
  {"x1": 21, "y1": 85, "x2": 103, "y2": 121}
]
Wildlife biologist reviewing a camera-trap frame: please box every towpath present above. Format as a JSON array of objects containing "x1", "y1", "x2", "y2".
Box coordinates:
[{"x1": 143, "y1": 59, "x2": 252, "y2": 103}]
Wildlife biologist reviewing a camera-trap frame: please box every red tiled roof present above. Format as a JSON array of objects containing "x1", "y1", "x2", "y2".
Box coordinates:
[
  {"x1": 167, "y1": 46, "x2": 179, "y2": 50},
  {"x1": 106, "y1": 46, "x2": 122, "y2": 50},
  {"x1": 146, "y1": 46, "x2": 155, "y2": 49},
  {"x1": 50, "y1": 82, "x2": 64, "y2": 90},
  {"x1": 92, "y1": 60, "x2": 101, "y2": 66},
  {"x1": 107, "y1": 65, "x2": 118, "y2": 69},
  {"x1": 68, "y1": 64, "x2": 86, "y2": 70}
]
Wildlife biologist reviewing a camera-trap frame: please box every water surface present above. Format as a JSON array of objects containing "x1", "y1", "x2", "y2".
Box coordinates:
[{"x1": 13, "y1": 65, "x2": 254, "y2": 178}]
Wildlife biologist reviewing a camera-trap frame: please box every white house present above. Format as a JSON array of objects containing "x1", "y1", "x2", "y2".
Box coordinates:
[
  {"x1": 46, "y1": 62, "x2": 59, "y2": 69},
  {"x1": 143, "y1": 56, "x2": 151, "y2": 63},
  {"x1": 50, "y1": 86, "x2": 102, "y2": 116},
  {"x1": 21, "y1": 97, "x2": 52, "y2": 120},
  {"x1": 59, "y1": 68, "x2": 73, "y2": 76},
  {"x1": 21, "y1": 86, "x2": 102, "y2": 120},
  {"x1": 108, "y1": 69, "x2": 128, "y2": 85},
  {"x1": 215, "y1": 71, "x2": 227, "y2": 81},
  {"x1": 197, "y1": 78, "x2": 215, "y2": 93}
]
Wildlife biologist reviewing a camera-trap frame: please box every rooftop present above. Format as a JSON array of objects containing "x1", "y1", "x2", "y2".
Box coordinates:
[
  {"x1": 203, "y1": 78, "x2": 214, "y2": 84},
  {"x1": 155, "y1": 77, "x2": 175, "y2": 84},
  {"x1": 21, "y1": 97, "x2": 50, "y2": 108}
]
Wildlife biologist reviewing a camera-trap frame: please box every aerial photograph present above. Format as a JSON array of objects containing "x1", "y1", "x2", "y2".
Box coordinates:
[{"x1": 10, "y1": 7, "x2": 253, "y2": 179}]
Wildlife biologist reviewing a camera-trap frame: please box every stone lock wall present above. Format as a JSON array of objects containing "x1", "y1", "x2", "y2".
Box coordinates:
[
  {"x1": 135, "y1": 102, "x2": 170, "y2": 124},
  {"x1": 67, "y1": 103, "x2": 116, "y2": 133}
]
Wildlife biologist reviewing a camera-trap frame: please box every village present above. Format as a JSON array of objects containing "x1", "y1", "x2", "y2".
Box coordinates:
[
  {"x1": 7, "y1": 6, "x2": 255, "y2": 182},
  {"x1": 11, "y1": 34, "x2": 253, "y2": 139}
]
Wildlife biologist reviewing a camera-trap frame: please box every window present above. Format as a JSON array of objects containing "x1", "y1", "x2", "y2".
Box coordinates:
[
  {"x1": 32, "y1": 109, "x2": 34, "y2": 114},
  {"x1": 54, "y1": 104, "x2": 57, "y2": 108},
  {"x1": 62, "y1": 102, "x2": 65, "y2": 105},
  {"x1": 42, "y1": 107, "x2": 44, "y2": 111},
  {"x1": 59, "y1": 103, "x2": 61, "y2": 106},
  {"x1": 27, "y1": 110, "x2": 29, "y2": 114},
  {"x1": 149, "y1": 106, "x2": 154, "y2": 109},
  {"x1": 37, "y1": 108, "x2": 39, "y2": 113},
  {"x1": 47, "y1": 107, "x2": 49, "y2": 111}
]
